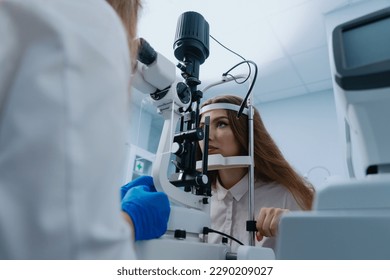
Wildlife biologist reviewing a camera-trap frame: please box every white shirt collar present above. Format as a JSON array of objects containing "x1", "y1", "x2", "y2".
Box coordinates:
[{"x1": 214, "y1": 173, "x2": 249, "y2": 201}]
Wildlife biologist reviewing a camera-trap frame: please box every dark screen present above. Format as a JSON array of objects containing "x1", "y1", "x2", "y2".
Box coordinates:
[{"x1": 343, "y1": 16, "x2": 390, "y2": 69}]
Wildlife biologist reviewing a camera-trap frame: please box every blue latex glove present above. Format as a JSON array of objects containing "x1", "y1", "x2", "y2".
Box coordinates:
[
  {"x1": 121, "y1": 177, "x2": 170, "y2": 241},
  {"x1": 121, "y1": 176, "x2": 154, "y2": 200}
]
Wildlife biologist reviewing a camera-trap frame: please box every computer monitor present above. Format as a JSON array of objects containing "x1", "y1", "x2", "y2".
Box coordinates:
[{"x1": 333, "y1": 7, "x2": 390, "y2": 90}]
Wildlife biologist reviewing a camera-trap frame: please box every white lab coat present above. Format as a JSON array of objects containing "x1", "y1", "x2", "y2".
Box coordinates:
[{"x1": 0, "y1": 0, "x2": 136, "y2": 259}]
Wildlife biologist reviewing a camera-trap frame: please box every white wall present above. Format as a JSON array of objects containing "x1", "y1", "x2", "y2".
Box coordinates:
[{"x1": 259, "y1": 90, "x2": 345, "y2": 189}]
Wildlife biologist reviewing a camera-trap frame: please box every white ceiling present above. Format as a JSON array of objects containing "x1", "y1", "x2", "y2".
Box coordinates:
[{"x1": 134, "y1": 0, "x2": 367, "y2": 108}]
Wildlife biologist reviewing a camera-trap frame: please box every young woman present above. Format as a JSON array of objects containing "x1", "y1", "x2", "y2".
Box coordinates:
[{"x1": 198, "y1": 95, "x2": 314, "y2": 252}]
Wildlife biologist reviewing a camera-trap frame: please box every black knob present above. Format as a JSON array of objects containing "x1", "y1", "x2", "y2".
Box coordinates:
[{"x1": 174, "y1": 229, "x2": 187, "y2": 240}]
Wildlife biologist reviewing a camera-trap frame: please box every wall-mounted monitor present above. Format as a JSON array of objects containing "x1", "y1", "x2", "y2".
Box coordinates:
[{"x1": 333, "y1": 7, "x2": 390, "y2": 90}]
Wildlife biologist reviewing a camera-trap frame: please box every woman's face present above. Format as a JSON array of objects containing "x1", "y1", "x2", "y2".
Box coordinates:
[{"x1": 199, "y1": 109, "x2": 241, "y2": 157}]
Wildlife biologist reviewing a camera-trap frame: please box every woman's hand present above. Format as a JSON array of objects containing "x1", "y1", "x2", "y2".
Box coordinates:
[{"x1": 255, "y1": 207, "x2": 289, "y2": 241}]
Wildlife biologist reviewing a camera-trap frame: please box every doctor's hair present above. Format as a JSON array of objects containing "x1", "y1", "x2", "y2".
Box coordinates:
[
  {"x1": 197, "y1": 95, "x2": 314, "y2": 210},
  {"x1": 107, "y1": 0, "x2": 142, "y2": 63}
]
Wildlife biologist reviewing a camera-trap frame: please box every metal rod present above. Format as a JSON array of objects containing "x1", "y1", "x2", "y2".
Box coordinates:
[{"x1": 247, "y1": 97, "x2": 256, "y2": 246}]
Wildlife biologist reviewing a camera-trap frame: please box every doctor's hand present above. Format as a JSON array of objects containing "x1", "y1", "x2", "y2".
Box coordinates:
[
  {"x1": 255, "y1": 207, "x2": 289, "y2": 242},
  {"x1": 121, "y1": 176, "x2": 154, "y2": 200},
  {"x1": 121, "y1": 177, "x2": 170, "y2": 241}
]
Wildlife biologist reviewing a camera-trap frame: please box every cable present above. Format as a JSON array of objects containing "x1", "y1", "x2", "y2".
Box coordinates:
[
  {"x1": 210, "y1": 34, "x2": 252, "y2": 84},
  {"x1": 209, "y1": 34, "x2": 258, "y2": 118},
  {"x1": 203, "y1": 227, "x2": 244, "y2": 246},
  {"x1": 210, "y1": 34, "x2": 246, "y2": 61},
  {"x1": 225, "y1": 73, "x2": 247, "y2": 84},
  {"x1": 223, "y1": 60, "x2": 258, "y2": 118}
]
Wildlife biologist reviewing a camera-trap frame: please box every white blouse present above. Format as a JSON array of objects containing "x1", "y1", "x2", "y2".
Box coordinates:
[{"x1": 209, "y1": 173, "x2": 302, "y2": 252}]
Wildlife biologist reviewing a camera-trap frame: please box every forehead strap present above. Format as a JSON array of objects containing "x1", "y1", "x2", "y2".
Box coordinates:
[{"x1": 199, "y1": 103, "x2": 248, "y2": 115}]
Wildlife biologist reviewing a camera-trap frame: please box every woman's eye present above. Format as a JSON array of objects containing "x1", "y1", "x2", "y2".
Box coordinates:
[{"x1": 217, "y1": 121, "x2": 227, "y2": 128}]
